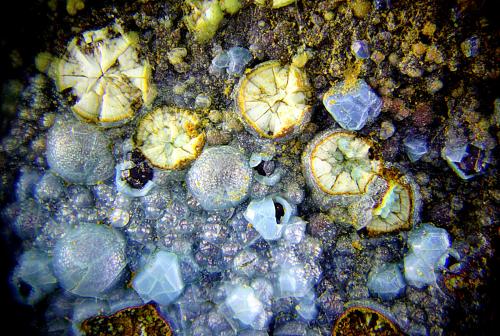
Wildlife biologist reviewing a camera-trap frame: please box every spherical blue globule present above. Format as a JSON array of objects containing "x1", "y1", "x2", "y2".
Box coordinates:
[{"x1": 52, "y1": 224, "x2": 127, "y2": 297}]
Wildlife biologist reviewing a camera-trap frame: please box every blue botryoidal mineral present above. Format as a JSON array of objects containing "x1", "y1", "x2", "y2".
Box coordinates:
[
  {"x1": 187, "y1": 146, "x2": 253, "y2": 211},
  {"x1": 323, "y1": 79, "x2": 382, "y2": 131},
  {"x1": 52, "y1": 224, "x2": 127, "y2": 297},
  {"x1": 46, "y1": 119, "x2": 114, "y2": 185}
]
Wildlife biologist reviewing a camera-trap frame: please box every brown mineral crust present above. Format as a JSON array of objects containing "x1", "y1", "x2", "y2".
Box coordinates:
[
  {"x1": 332, "y1": 306, "x2": 403, "y2": 336},
  {"x1": 80, "y1": 303, "x2": 173, "y2": 336}
]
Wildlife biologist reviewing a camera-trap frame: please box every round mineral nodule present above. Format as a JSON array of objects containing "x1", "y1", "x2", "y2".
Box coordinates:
[
  {"x1": 186, "y1": 146, "x2": 252, "y2": 211},
  {"x1": 302, "y1": 129, "x2": 382, "y2": 196},
  {"x1": 134, "y1": 106, "x2": 206, "y2": 170},
  {"x1": 234, "y1": 60, "x2": 311, "y2": 140},
  {"x1": 49, "y1": 24, "x2": 155, "y2": 127},
  {"x1": 52, "y1": 224, "x2": 127, "y2": 297},
  {"x1": 46, "y1": 120, "x2": 114, "y2": 185},
  {"x1": 368, "y1": 172, "x2": 418, "y2": 235}
]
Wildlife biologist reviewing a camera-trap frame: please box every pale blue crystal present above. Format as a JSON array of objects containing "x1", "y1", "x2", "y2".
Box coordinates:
[
  {"x1": 367, "y1": 263, "x2": 406, "y2": 300},
  {"x1": 407, "y1": 223, "x2": 451, "y2": 268},
  {"x1": 244, "y1": 196, "x2": 295, "y2": 241},
  {"x1": 278, "y1": 264, "x2": 310, "y2": 298},
  {"x1": 225, "y1": 285, "x2": 265, "y2": 328},
  {"x1": 132, "y1": 251, "x2": 185, "y2": 306},
  {"x1": 296, "y1": 291, "x2": 318, "y2": 320},
  {"x1": 403, "y1": 252, "x2": 436, "y2": 289},
  {"x1": 323, "y1": 79, "x2": 382, "y2": 131},
  {"x1": 351, "y1": 40, "x2": 370, "y2": 59},
  {"x1": 227, "y1": 47, "x2": 253, "y2": 75},
  {"x1": 212, "y1": 52, "x2": 230, "y2": 70},
  {"x1": 11, "y1": 249, "x2": 58, "y2": 305},
  {"x1": 404, "y1": 136, "x2": 428, "y2": 162}
]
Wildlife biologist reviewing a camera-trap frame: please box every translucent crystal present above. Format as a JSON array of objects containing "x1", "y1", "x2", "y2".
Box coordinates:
[
  {"x1": 52, "y1": 224, "x2": 127, "y2": 297},
  {"x1": 11, "y1": 249, "x2": 58, "y2": 305},
  {"x1": 225, "y1": 285, "x2": 265, "y2": 328},
  {"x1": 227, "y1": 46, "x2": 253, "y2": 75},
  {"x1": 323, "y1": 79, "x2": 382, "y2": 131},
  {"x1": 407, "y1": 223, "x2": 451, "y2": 268},
  {"x1": 296, "y1": 290, "x2": 318, "y2": 320},
  {"x1": 132, "y1": 251, "x2": 185, "y2": 305},
  {"x1": 244, "y1": 196, "x2": 295, "y2": 241},
  {"x1": 404, "y1": 136, "x2": 428, "y2": 162},
  {"x1": 277, "y1": 264, "x2": 310, "y2": 298},
  {"x1": 212, "y1": 51, "x2": 230, "y2": 70},
  {"x1": 403, "y1": 252, "x2": 436, "y2": 289},
  {"x1": 351, "y1": 40, "x2": 370, "y2": 59},
  {"x1": 367, "y1": 263, "x2": 406, "y2": 300}
]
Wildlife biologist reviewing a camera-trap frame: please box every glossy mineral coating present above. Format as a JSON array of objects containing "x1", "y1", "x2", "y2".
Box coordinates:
[
  {"x1": 50, "y1": 24, "x2": 155, "y2": 127},
  {"x1": 46, "y1": 119, "x2": 114, "y2": 185},
  {"x1": 52, "y1": 224, "x2": 127, "y2": 297},
  {"x1": 134, "y1": 106, "x2": 205, "y2": 170},
  {"x1": 235, "y1": 60, "x2": 311, "y2": 140},
  {"x1": 186, "y1": 146, "x2": 252, "y2": 210}
]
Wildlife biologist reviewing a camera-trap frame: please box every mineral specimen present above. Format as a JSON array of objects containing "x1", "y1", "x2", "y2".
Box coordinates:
[
  {"x1": 184, "y1": 0, "x2": 224, "y2": 43},
  {"x1": 234, "y1": 60, "x2": 311, "y2": 140},
  {"x1": 367, "y1": 263, "x2": 406, "y2": 300},
  {"x1": 186, "y1": 146, "x2": 252, "y2": 211},
  {"x1": 80, "y1": 303, "x2": 173, "y2": 336},
  {"x1": 115, "y1": 148, "x2": 155, "y2": 197},
  {"x1": 243, "y1": 195, "x2": 296, "y2": 241},
  {"x1": 134, "y1": 106, "x2": 205, "y2": 170},
  {"x1": 132, "y1": 251, "x2": 185, "y2": 306},
  {"x1": 323, "y1": 79, "x2": 382, "y2": 131},
  {"x1": 368, "y1": 172, "x2": 418, "y2": 235},
  {"x1": 48, "y1": 23, "x2": 155, "y2": 127},
  {"x1": 333, "y1": 304, "x2": 402, "y2": 336},
  {"x1": 404, "y1": 223, "x2": 452, "y2": 288},
  {"x1": 403, "y1": 135, "x2": 428, "y2": 162},
  {"x1": 441, "y1": 143, "x2": 489, "y2": 180},
  {"x1": 351, "y1": 40, "x2": 370, "y2": 59},
  {"x1": 11, "y1": 249, "x2": 58, "y2": 305},
  {"x1": 225, "y1": 285, "x2": 266, "y2": 329},
  {"x1": 46, "y1": 119, "x2": 114, "y2": 185},
  {"x1": 212, "y1": 46, "x2": 253, "y2": 75},
  {"x1": 52, "y1": 224, "x2": 127, "y2": 297},
  {"x1": 302, "y1": 129, "x2": 382, "y2": 198}
]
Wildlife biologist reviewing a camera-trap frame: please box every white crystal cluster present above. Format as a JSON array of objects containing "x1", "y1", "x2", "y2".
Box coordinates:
[{"x1": 48, "y1": 23, "x2": 155, "y2": 127}]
